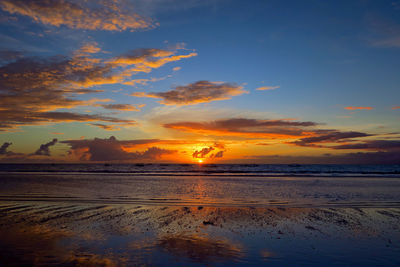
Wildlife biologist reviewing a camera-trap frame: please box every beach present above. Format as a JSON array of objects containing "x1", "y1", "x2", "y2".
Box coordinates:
[{"x1": 0, "y1": 164, "x2": 400, "y2": 266}]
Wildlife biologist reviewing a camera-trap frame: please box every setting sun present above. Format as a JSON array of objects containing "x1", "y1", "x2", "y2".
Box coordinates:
[{"x1": 198, "y1": 159, "x2": 203, "y2": 164}]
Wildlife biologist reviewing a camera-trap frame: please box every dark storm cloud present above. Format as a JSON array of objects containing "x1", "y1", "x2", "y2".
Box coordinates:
[
  {"x1": 132, "y1": 81, "x2": 246, "y2": 105},
  {"x1": 32, "y1": 138, "x2": 58, "y2": 156},
  {"x1": 61, "y1": 136, "x2": 175, "y2": 161}
]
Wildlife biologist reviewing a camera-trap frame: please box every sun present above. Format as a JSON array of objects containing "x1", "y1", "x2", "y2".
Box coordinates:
[{"x1": 198, "y1": 159, "x2": 203, "y2": 164}]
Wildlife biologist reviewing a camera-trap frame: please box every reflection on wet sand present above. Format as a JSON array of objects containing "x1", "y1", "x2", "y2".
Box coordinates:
[
  {"x1": 0, "y1": 202, "x2": 400, "y2": 266},
  {"x1": 157, "y1": 234, "x2": 243, "y2": 263}
]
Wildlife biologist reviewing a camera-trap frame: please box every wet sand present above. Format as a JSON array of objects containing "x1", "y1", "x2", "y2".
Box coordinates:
[
  {"x1": 1, "y1": 171, "x2": 400, "y2": 265},
  {"x1": 1, "y1": 201, "x2": 400, "y2": 266}
]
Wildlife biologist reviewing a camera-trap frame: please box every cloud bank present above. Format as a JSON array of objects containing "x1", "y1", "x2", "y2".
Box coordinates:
[{"x1": 61, "y1": 136, "x2": 175, "y2": 161}]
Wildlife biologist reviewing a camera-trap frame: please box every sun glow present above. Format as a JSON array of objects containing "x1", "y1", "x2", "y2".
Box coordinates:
[{"x1": 198, "y1": 159, "x2": 203, "y2": 164}]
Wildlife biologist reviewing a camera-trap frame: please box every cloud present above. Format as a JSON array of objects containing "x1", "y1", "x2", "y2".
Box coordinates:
[
  {"x1": 132, "y1": 81, "x2": 247, "y2": 105},
  {"x1": 344, "y1": 106, "x2": 374, "y2": 110},
  {"x1": 0, "y1": 46, "x2": 194, "y2": 131},
  {"x1": 291, "y1": 131, "x2": 371, "y2": 148},
  {"x1": 243, "y1": 151, "x2": 400, "y2": 164},
  {"x1": 172, "y1": 66, "x2": 181, "y2": 71},
  {"x1": 211, "y1": 150, "x2": 224, "y2": 158},
  {"x1": 61, "y1": 136, "x2": 175, "y2": 161},
  {"x1": 89, "y1": 123, "x2": 120, "y2": 131},
  {"x1": 192, "y1": 147, "x2": 214, "y2": 158},
  {"x1": 32, "y1": 138, "x2": 58, "y2": 156},
  {"x1": 392, "y1": 106, "x2": 400, "y2": 110},
  {"x1": 0, "y1": 50, "x2": 24, "y2": 63},
  {"x1": 164, "y1": 118, "x2": 318, "y2": 138},
  {"x1": 76, "y1": 42, "x2": 101, "y2": 55},
  {"x1": 109, "y1": 48, "x2": 197, "y2": 73},
  {"x1": 256, "y1": 86, "x2": 279, "y2": 91},
  {"x1": 0, "y1": 0, "x2": 156, "y2": 31},
  {"x1": 0, "y1": 142, "x2": 12, "y2": 155},
  {"x1": 97, "y1": 103, "x2": 145, "y2": 111},
  {"x1": 332, "y1": 140, "x2": 400, "y2": 151}
]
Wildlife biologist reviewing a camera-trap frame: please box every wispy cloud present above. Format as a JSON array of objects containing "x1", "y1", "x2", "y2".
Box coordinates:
[
  {"x1": 96, "y1": 103, "x2": 145, "y2": 111},
  {"x1": 332, "y1": 140, "x2": 400, "y2": 151},
  {"x1": 344, "y1": 106, "x2": 374, "y2": 110},
  {"x1": 0, "y1": 0, "x2": 156, "y2": 31},
  {"x1": 132, "y1": 81, "x2": 246, "y2": 105},
  {"x1": 164, "y1": 118, "x2": 318, "y2": 138},
  {"x1": 291, "y1": 131, "x2": 371, "y2": 148},
  {"x1": 256, "y1": 86, "x2": 279, "y2": 91},
  {"x1": 109, "y1": 48, "x2": 197, "y2": 73},
  {"x1": 88, "y1": 123, "x2": 121, "y2": 131}
]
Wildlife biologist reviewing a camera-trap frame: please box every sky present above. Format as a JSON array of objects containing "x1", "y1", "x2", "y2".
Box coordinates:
[{"x1": 0, "y1": 0, "x2": 399, "y2": 164}]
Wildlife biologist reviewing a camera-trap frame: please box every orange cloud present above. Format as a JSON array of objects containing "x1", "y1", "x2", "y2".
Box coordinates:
[
  {"x1": 0, "y1": 45, "x2": 194, "y2": 131},
  {"x1": 164, "y1": 118, "x2": 319, "y2": 138},
  {"x1": 109, "y1": 48, "x2": 197, "y2": 73},
  {"x1": 256, "y1": 86, "x2": 280, "y2": 91},
  {"x1": 344, "y1": 106, "x2": 374, "y2": 110},
  {"x1": 132, "y1": 81, "x2": 247, "y2": 105},
  {"x1": 88, "y1": 123, "x2": 121, "y2": 131},
  {"x1": 75, "y1": 42, "x2": 101, "y2": 56},
  {"x1": 392, "y1": 106, "x2": 400, "y2": 110},
  {"x1": 0, "y1": 0, "x2": 156, "y2": 31}
]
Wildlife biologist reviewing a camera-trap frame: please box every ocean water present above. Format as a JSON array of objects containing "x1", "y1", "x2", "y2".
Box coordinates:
[
  {"x1": 1, "y1": 163, "x2": 400, "y2": 177},
  {"x1": 1, "y1": 164, "x2": 400, "y2": 207}
]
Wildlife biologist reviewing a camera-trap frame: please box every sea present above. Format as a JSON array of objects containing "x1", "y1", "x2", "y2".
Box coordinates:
[{"x1": 1, "y1": 163, "x2": 400, "y2": 207}]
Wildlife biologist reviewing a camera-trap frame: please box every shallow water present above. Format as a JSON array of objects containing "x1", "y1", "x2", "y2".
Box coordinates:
[
  {"x1": 1, "y1": 172, "x2": 400, "y2": 207},
  {"x1": 1, "y1": 164, "x2": 400, "y2": 265}
]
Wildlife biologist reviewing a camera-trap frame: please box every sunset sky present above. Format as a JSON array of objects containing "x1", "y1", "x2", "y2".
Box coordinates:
[{"x1": 0, "y1": 0, "x2": 399, "y2": 164}]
